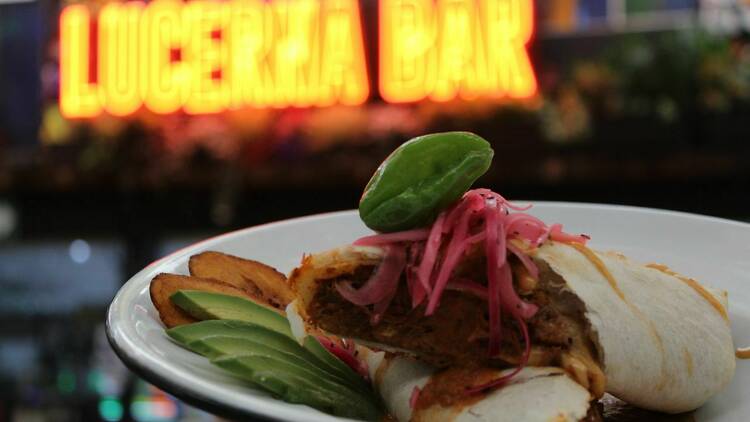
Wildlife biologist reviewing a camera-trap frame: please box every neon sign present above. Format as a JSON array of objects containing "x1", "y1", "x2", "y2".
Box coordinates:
[
  {"x1": 59, "y1": 0, "x2": 536, "y2": 118},
  {"x1": 380, "y1": 0, "x2": 536, "y2": 103}
]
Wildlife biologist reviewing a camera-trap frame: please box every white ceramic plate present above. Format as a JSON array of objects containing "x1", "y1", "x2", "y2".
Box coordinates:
[{"x1": 107, "y1": 203, "x2": 750, "y2": 421}]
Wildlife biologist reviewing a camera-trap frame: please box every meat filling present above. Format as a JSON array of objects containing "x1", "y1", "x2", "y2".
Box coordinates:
[{"x1": 307, "y1": 257, "x2": 598, "y2": 373}]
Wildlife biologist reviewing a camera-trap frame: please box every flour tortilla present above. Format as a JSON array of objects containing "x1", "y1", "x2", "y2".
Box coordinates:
[
  {"x1": 292, "y1": 246, "x2": 385, "y2": 317},
  {"x1": 360, "y1": 348, "x2": 593, "y2": 422},
  {"x1": 533, "y1": 241, "x2": 735, "y2": 413},
  {"x1": 291, "y1": 243, "x2": 736, "y2": 414}
]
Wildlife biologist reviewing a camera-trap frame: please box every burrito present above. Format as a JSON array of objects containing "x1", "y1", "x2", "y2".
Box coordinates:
[
  {"x1": 359, "y1": 348, "x2": 600, "y2": 422},
  {"x1": 291, "y1": 133, "x2": 736, "y2": 417},
  {"x1": 291, "y1": 199, "x2": 735, "y2": 414}
]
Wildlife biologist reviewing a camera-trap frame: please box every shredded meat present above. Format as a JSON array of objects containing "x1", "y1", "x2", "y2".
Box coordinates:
[
  {"x1": 527, "y1": 289, "x2": 576, "y2": 347},
  {"x1": 311, "y1": 265, "x2": 491, "y2": 367},
  {"x1": 307, "y1": 256, "x2": 589, "y2": 369}
]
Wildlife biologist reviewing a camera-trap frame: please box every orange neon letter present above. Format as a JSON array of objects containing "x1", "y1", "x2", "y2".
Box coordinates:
[
  {"x1": 431, "y1": 0, "x2": 482, "y2": 101},
  {"x1": 379, "y1": 0, "x2": 435, "y2": 103},
  {"x1": 229, "y1": 0, "x2": 272, "y2": 107},
  {"x1": 99, "y1": 2, "x2": 143, "y2": 116},
  {"x1": 317, "y1": 0, "x2": 369, "y2": 106},
  {"x1": 269, "y1": 0, "x2": 320, "y2": 107},
  {"x1": 183, "y1": 1, "x2": 231, "y2": 114},
  {"x1": 60, "y1": 5, "x2": 101, "y2": 118},
  {"x1": 480, "y1": 0, "x2": 536, "y2": 98},
  {"x1": 140, "y1": 0, "x2": 189, "y2": 114}
]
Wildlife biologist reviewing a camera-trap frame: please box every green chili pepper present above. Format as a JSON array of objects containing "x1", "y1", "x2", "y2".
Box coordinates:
[{"x1": 359, "y1": 132, "x2": 494, "y2": 232}]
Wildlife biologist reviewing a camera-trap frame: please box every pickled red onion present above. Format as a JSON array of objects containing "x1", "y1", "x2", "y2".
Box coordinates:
[
  {"x1": 471, "y1": 188, "x2": 532, "y2": 211},
  {"x1": 462, "y1": 232, "x2": 487, "y2": 250},
  {"x1": 406, "y1": 243, "x2": 427, "y2": 307},
  {"x1": 497, "y1": 262, "x2": 538, "y2": 320},
  {"x1": 409, "y1": 386, "x2": 421, "y2": 409},
  {"x1": 354, "y1": 229, "x2": 430, "y2": 246},
  {"x1": 484, "y1": 197, "x2": 503, "y2": 356},
  {"x1": 316, "y1": 336, "x2": 369, "y2": 379},
  {"x1": 465, "y1": 316, "x2": 531, "y2": 394},
  {"x1": 425, "y1": 206, "x2": 474, "y2": 315},
  {"x1": 416, "y1": 213, "x2": 446, "y2": 294},
  {"x1": 335, "y1": 245, "x2": 406, "y2": 306},
  {"x1": 507, "y1": 242, "x2": 539, "y2": 280},
  {"x1": 505, "y1": 213, "x2": 547, "y2": 241},
  {"x1": 445, "y1": 278, "x2": 489, "y2": 299},
  {"x1": 549, "y1": 223, "x2": 588, "y2": 244},
  {"x1": 444, "y1": 192, "x2": 485, "y2": 229}
]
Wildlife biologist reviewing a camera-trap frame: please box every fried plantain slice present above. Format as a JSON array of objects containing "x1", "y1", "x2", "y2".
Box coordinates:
[
  {"x1": 189, "y1": 251, "x2": 293, "y2": 309},
  {"x1": 149, "y1": 273, "x2": 251, "y2": 328}
]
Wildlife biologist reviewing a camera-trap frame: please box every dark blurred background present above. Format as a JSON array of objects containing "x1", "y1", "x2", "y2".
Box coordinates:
[{"x1": 1, "y1": 0, "x2": 749, "y2": 420}]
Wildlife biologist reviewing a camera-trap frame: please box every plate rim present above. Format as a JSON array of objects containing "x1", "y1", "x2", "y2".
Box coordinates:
[
  {"x1": 105, "y1": 314, "x2": 279, "y2": 421},
  {"x1": 106, "y1": 202, "x2": 750, "y2": 420}
]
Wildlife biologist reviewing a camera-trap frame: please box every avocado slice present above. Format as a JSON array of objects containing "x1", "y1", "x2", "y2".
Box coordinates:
[
  {"x1": 186, "y1": 335, "x2": 278, "y2": 360},
  {"x1": 166, "y1": 320, "x2": 368, "y2": 393},
  {"x1": 170, "y1": 291, "x2": 370, "y2": 390},
  {"x1": 170, "y1": 290, "x2": 293, "y2": 337},
  {"x1": 186, "y1": 335, "x2": 359, "y2": 390},
  {"x1": 212, "y1": 354, "x2": 382, "y2": 421},
  {"x1": 167, "y1": 320, "x2": 305, "y2": 359}
]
